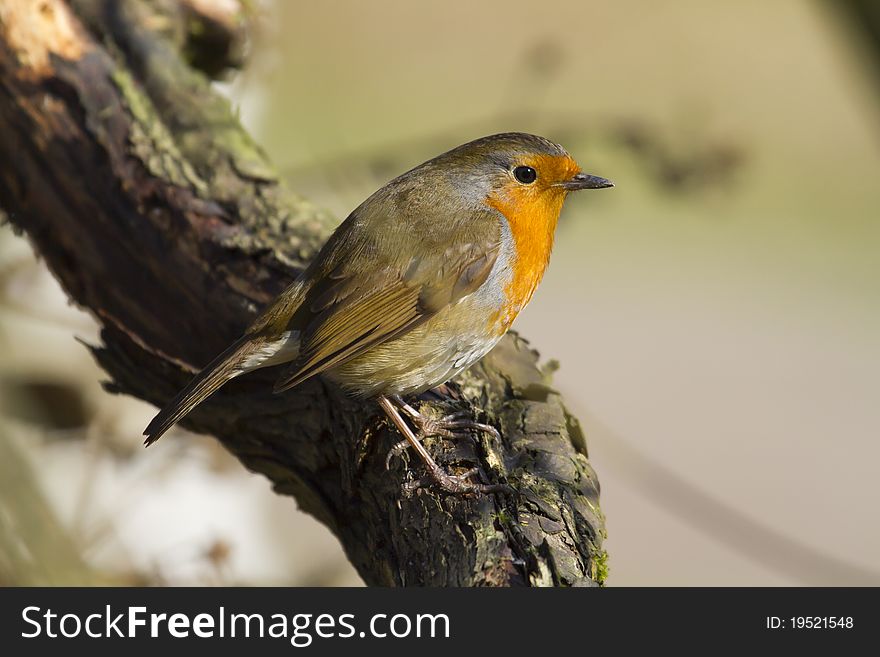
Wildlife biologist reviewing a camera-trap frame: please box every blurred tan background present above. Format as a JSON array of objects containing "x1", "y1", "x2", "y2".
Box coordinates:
[{"x1": 1, "y1": 0, "x2": 878, "y2": 585}]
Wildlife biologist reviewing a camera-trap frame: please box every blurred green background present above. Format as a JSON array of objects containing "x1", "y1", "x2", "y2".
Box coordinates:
[{"x1": 1, "y1": 0, "x2": 878, "y2": 585}]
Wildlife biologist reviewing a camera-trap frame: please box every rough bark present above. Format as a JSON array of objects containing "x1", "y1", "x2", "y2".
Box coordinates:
[{"x1": 0, "y1": 0, "x2": 606, "y2": 586}]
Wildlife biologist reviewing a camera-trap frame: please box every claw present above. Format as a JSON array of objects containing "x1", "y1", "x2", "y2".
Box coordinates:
[
  {"x1": 433, "y1": 419, "x2": 501, "y2": 442},
  {"x1": 384, "y1": 438, "x2": 411, "y2": 470}
]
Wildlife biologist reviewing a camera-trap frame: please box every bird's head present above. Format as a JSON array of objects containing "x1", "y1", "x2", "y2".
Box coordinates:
[{"x1": 434, "y1": 132, "x2": 612, "y2": 232}]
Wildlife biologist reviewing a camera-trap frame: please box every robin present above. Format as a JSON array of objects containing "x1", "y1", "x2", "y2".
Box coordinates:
[{"x1": 144, "y1": 132, "x2": 612, "y2": 493}]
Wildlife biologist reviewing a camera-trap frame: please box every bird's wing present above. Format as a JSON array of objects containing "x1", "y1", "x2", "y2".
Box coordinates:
[{"x1": 273, "y1": 208, "x2": 503, "y2": 392}]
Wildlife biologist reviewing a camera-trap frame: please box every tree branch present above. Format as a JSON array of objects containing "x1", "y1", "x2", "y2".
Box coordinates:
[{"x1": 0, "y1": 0, "x2": 605, "y2": 586}]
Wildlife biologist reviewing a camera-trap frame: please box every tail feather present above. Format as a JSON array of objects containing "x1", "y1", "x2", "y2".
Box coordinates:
[{"x1": 143, "y1": 336, "x2": 265, "y2": 446}]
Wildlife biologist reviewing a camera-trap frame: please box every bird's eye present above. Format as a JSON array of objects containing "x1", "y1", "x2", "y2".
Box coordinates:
[{"x1": 513, "y1": 166, "x2": 537, "y2": 184}]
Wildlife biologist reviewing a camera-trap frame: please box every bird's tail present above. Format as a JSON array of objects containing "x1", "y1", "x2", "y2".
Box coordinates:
[{"x1": 143, "y1": 335, "x2": 268, "y2": 446}]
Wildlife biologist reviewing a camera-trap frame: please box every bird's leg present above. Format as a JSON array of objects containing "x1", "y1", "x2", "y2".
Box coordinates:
[
  {"x1": 382, "y1": 400, "x2": 455, "y2": 467},
  {"x1": 383, "y1": 394, "x2": 500, "y2": 469},
  {"x1": 377, "y1": 396, "x2": 507, "y2": 495},
  {"x1": 392, "y1": 394, "x2": 501, "y2": 443}
]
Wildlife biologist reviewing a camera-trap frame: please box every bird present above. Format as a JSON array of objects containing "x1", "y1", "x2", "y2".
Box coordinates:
[{"x1": 143, "y1": 132, "x2": 612, "y2": 494}]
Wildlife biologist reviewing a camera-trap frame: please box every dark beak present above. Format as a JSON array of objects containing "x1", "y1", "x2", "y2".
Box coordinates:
[{"x1": 561, "y1": 172, "x2": 614, "y2": 191}]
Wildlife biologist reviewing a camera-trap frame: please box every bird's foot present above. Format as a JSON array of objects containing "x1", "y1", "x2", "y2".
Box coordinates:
[
  {"x1": 384, "y1": 439, "x2": 412, "y2": 470},
  {"x1": 383, "y1": 397, "x2": 501, "y2": 469},
  {"x1": 377, "y1": 395, "x2": 508, "y2": 496},
  {"x1": 382, "y1": 413, "x2": 479, "y2": 469},
  {"x1": 403, "y1": 466, "x2": 511, "y2": 497},
  {"x1": 410, "y1": 410, "x2": 501, "y2": 443}
]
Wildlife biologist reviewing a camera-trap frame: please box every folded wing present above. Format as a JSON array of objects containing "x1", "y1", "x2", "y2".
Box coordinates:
[{"x1": 273, "y1": 209, "x2": 502, "y2": 393}]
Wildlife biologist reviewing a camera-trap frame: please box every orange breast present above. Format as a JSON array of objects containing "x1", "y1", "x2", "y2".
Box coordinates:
[{"x1": 484, "y1": 154, "x2": 580, "y2": 334}]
